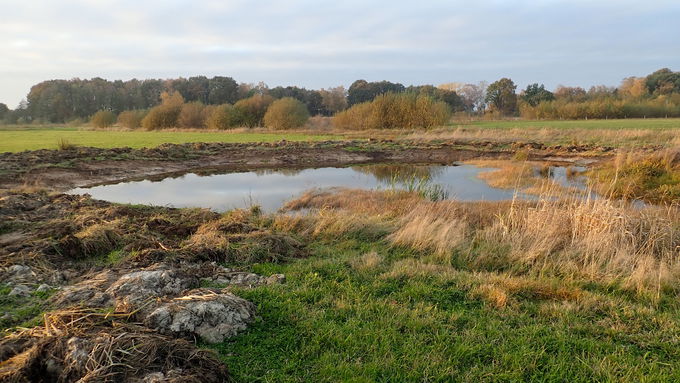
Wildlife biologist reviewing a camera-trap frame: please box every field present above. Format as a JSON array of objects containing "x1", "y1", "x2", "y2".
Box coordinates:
[
  {"x1": 2, "y1": 120, "x2": 680, "y2": 381},
  {"x1": 0, "y1": 126, "x2": 337, "y2": 153},
  {"x1": 3, "y1": 118, "x2": 680, "y2": 153}
]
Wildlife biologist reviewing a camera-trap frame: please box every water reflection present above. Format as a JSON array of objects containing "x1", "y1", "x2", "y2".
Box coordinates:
[{"x1": 69, "y1": 163, "x2": 585, "y2": 212}]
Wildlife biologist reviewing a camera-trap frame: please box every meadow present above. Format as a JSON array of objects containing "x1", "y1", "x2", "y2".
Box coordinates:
[{"x1": 0, "y1": 126, "x2": 336, "y2": 153}]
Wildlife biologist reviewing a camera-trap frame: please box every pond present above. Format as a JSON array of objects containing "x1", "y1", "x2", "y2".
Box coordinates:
[{"x1": 69, "y1": 163, "x2": 586, "y2": 212}]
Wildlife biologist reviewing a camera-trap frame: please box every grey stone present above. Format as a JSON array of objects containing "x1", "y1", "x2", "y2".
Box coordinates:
[
  {"x1": 8, "y1": 284, "x2": 32, "y2": 297},
  {"x1": 36, "y1": 283, "x2": 51, "y2": 293},
  {"x1": 145, "y1": 289, "x2": 256, "y2": 344}
]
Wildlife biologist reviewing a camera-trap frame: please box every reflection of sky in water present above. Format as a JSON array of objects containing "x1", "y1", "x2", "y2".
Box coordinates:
[{"x1": 69, "y1": 165, "x2": 582, "y2": 212}]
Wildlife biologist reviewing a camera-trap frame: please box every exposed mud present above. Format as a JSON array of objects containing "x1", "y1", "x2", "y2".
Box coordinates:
[{"x1": 0, "y1": 140, "x2": 612, "y2": 191}]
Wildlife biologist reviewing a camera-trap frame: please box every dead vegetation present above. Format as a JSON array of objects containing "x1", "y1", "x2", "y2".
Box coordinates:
[
  {"x1": 0, "y1": 309, "x2": 231, "y2": 382},
  {"x1": 283, "y1": 187, "x2": 680, "y2": 296}
]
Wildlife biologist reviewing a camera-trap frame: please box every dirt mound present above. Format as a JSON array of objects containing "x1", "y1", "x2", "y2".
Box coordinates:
[{"x1": 0, "y1": 310, "x2": 231, "y2": 383}]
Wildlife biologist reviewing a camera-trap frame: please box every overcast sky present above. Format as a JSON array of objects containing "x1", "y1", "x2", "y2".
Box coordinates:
[{"x1": 1, "y1": 0, "x2": 679, "y2": 107}]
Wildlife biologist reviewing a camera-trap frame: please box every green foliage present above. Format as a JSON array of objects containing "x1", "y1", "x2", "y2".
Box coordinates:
[
  {"x1": 90, "y1": 110, "x2": 117, "y2": 129},
  {"x1": 207, "y1": 104, "x2": 243, "y2": 130},
  {"x1": 264, "y1": 97, "x2": 310, "y2": 130},
  {"x1": 234, "y1": 94, "x2": 275, "y2": 128},
  {"x1": 333, "y1": 92, "x2": 451, "y2": 130},
  {"x1": 117, "y1": 110, "x2": 147, "y2": 129},
  {"x1": 521, "y1": 83, "x2": 555, "y2": 107},
  {"x1": 519, "y1": 97, "x2": 680, "y2": 119},
  {"x1": 347, "y1": 79, "x2": 406, "y2": 106},
  {"x1": 646, "y1": 68, "x2": 680, "y2": 95},
  {"x1": 485, "y1": 78, "x2": 518, "y2": 115}
]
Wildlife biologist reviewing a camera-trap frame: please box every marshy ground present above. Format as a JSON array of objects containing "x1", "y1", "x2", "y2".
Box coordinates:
[{"x1": 2, "y1": 133, "x2": 680, "y2": 381}]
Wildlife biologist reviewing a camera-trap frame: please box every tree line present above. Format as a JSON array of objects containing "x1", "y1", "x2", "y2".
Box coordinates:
[{"x1": 1, "y1": 68, "x2": 679, "y2": 126}]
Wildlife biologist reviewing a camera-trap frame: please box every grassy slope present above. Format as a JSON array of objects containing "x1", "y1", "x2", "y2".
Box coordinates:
[
  {"x1": 214, "y1": 238, "x2": 680, "y2": 382},
  {"x1": 0, "y1": 127, "x2": 336, "y2": 152}
]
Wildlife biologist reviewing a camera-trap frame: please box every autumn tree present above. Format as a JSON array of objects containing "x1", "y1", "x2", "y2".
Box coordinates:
[
  {"x1": 264, "y1": 97, "x2": 310, "y2": 130},
  {"x1": 619, "y1": 77, "x2": 648, "y2": 99},
  {"x1": 178, "y1": 102, "x2": 207, "y2": 128},
  {"x1": 90, "y1": 110, "x2": 117, "y2": 128},
  {"x1": 234, "y1": 94, "x2": 274, "y2": 127},
  {"x1": 207, "y1": 104, "x2": 242, "y2": 129},
  {"x1": 141, "y1": 91, "x2": 184, "y2": 130},
  {"x1": 485, "y1": 78, "x2": 517, "y2": 115},
  {"x1": 554, "y1": 85, "x2": 587, "y2": 102}
]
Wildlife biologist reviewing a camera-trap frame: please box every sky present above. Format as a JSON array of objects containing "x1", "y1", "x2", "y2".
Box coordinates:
[{"x1": 1, "y1": 0, "x2": 679, "y2": 108}]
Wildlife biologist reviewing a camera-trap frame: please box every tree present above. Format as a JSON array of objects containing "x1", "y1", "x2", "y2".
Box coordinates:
[
  {"x1": 619, "y1": 77, "x2": 648, "y2": 99},
  {"x1": 0, "y1": 103, "x2": 8, "y2": 120},
  {"x1": 208, "y1": 76, "x2": 239, "y2": 105},
  {"x1": 117, "y1": 110, "x2": 146, "y2": 129},
  {"x1": 207, "y1": 104, "x2": 242, "y2": 129},
  {"x1": 485, "y1": 78, "x2": 517, "y2": 115},
  {"x1": 319, "y1": 86, "x2": 348, "y2": 115},
  {"x1": 554, "y1": 85, "x2": 587, "y2": 101},
  {"x1": 645, "y1": 68, "x2": 680, "y2": 95},
  {"x1": 141, "y1": 91, "x2": 184, "y2": 130},
  {"x1": 347, "y1": 80, "x2": 405, "y2": 106},
  {"x1": 234, "y1": 94, "x2": 274, "y2": 127},
  {"x1": 178, "y1": 102, "x2": 207, "y2": 128},
  {"x1": 90, "y1": 110, "x2": 117, "y2": 128},
  {"x1": 520, "y1": 83, "x2": 554, "y2": 106},
  {"x1": 457, "y1": 82, "x2": 488, "y2": 112},
  {"x1": 264, "y1": 97, "x2": 310, "y2": 130}
]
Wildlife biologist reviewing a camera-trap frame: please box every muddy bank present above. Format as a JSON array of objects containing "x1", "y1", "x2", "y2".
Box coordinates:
[
  {"x1": 0, "y1": 190, "x2": 299, "y2": 381},
  {"x1": 0, "y1": 140, "x2": 612, "y2": 191}
]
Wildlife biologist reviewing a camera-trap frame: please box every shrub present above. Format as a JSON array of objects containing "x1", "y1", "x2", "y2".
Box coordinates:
[
  {"x1": 234, "y1": 94, "x2": 274, "y2": 128},
  {"x1": 333, "y1": 92, "x2": 451, "y2": 130},
  {"x1": 264, "y1": 97, "x2": 310, "y2": 130},
  {"x1": 117, "y1": 110, "x2": 146, "y2": 129},
  {"x1": 90, "y1": 110, "x2": 117, "y2": 128},
  {"x1": 207, "y1": 104, "x2": 242, "y2": 130},
  {"x1": 178, "y1": 102, "x2": 207, "y2": 129},
  {"x1": 141, "y1": 91, "x2": 184, "y2": 130}
]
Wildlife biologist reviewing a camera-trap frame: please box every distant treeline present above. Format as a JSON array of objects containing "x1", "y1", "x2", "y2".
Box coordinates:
[{"x1": 1, "y1": 68, "x2": 679, "y2": 126}]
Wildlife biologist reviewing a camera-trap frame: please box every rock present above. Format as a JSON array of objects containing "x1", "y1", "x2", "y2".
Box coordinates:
[
  {"x1": 36, "y1": 284, "x2": 51, "y2": 293},
  {"x1": 9, "y1": 285, "x2": 32, "y2": 297},
  {"x1": 209, "y1": 270, "x2": 286, "y2": 287},
  {"x1": 266, "y1": 274, "x2": 286, "y2": 285},
  {"x1": 145, "y1": 289, "x2": 256, "y2": 344},
  {"x1": 106, "y1": 266, "x2": 197, "y2": 310},
  {"x1": 4, "y1": 264, "x2": 37, "y2": 284},
  {"x1": 53, "y1": 270, "x2": 118, "y2": 307}
]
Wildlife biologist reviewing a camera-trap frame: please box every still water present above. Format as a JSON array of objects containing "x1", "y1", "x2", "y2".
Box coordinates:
[{"x1": 69, "y1": 164, "x2": 585, "y2": 212}]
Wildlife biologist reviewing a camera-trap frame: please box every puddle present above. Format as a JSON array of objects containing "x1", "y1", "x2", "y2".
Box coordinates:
[{"x1": 69, "y1": 163, "x2": 586, "y2": 212}]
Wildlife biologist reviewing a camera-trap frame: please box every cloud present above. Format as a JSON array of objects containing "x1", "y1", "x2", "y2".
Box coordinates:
[{"x1": 0, "y1": 0, "x2": 679, "y2": 107}]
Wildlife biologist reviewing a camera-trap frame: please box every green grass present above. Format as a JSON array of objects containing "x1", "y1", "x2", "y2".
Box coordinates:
[
  {"x1": 0, "y1": 127, "x2": 337, "y2": 153},
  {"x1": 462, "y1": 118, "x2": 680, "y2": 130},
  {"x1": 211, "y1": 238, "x2": 680, "y2": 382}
]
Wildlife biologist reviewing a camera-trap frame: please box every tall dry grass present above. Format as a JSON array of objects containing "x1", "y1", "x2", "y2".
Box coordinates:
[{"x1": 284, "y1": 187, "x2": 680, "y2": 296}]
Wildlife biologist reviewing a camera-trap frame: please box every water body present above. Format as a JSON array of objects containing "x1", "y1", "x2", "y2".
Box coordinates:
[{"x1": 69, "y1": 164, "x2": 585, "y2": 212}]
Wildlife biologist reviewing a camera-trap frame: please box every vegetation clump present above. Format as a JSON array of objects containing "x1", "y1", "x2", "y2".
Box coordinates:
[
  {"x1": 264, "y1": 97, "x2": 310, "y2": 130},
  {"x1": 333, "y1": 92, "x2": 451, "y2": 130},
  {"x1": 90, "y1": 110, "x2": 116, "y2": 128}
]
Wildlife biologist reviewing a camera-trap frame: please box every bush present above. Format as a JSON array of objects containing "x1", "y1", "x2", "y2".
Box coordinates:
[
  {"x1": 234, "y1": 94, "x2": 274, "y2": 128},
  {"x1": 264, "y1": 97, "x2": 310, "y2": 130},
  {"x1": 178, "y1": 102, "x2": 207, "y2": 129},
  {"x1": 141, "y1": 105, "x2": 181, "y2": 130},
  {"x1": 117, "y1": 110, "x2": 146, "y2": 129},
  {"x1": 333, "y1": 92, "x2": 451, "y2": 130},
  {"x1": 90, "y1": 110, "x2": 117, "y2": 128},
  {"x1": 207, "y1": 104, "x2": 242, "y2": 130}
]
